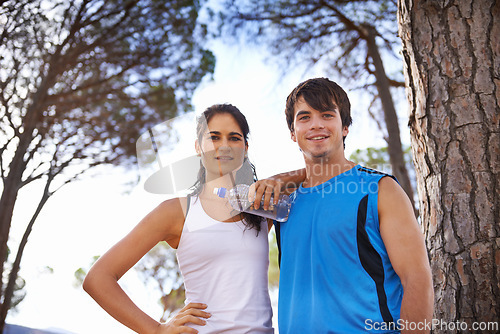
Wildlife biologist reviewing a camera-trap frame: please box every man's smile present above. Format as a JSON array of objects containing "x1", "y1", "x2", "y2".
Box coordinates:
[{"x1": 306, "y1": 134, "x2": 330, "y2": 141}]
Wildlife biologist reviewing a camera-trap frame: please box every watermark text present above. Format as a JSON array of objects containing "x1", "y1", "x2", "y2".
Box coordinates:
[{"x1": 365, "y1": 318, "x2": 499, "y2": 332}]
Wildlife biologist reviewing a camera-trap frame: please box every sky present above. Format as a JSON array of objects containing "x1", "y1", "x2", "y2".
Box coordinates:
[{"x1": 6, "y1": 39, "x2": 402, "y2": 333}]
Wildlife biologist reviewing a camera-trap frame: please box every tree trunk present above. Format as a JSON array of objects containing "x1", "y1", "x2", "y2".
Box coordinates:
[
  {"x1": 0, "y1": 136, "x2": 32, "y2": 333},
  {"x1": 361, "y1": 23, "x2": 416, "y2": 213},
  {"x1": 398, "y1": 0, "x2": 499, "y2": 332},
  {"x1": 0, "y1": 66, "x2": 53, "y2": 331},
  {"x1": 0, "y1": 182, "x2": 51, "y2": 333},
  {"x1": 0, "y1": 146, "x2": 29, "y2": 305}
]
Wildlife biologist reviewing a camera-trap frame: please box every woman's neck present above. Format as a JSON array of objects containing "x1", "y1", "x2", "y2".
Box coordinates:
[
  {"x1": 200, "y1": 173, "x2": 237, "y2": 198},
  {"x1": 198, "y1": 172, "x2": 243, "y2": 223}
]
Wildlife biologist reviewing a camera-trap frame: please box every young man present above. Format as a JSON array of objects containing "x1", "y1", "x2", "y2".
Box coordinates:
[{"x1": 255, "y1": 78, "x2": 434, "y2": 333}]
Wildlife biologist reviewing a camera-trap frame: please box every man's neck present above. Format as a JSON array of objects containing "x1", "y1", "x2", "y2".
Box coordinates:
[{"x1": 303, "y1": 157, "x2": 356, "y2": 188}]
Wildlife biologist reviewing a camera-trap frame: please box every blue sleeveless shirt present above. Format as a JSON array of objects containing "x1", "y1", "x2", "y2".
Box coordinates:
[{"x1": 277, "y1": 165, "x2": 403, "y2": 333}]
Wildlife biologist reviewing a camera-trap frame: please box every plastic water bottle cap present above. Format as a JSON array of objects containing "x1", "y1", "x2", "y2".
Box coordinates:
[{"x1": 213, "y1": 187, "x2": 226, "y2": 198}]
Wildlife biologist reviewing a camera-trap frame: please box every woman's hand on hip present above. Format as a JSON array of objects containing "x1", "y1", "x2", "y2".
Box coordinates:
[{"x1": 154, "y1": 303, "x2": 211, "y2": 334}]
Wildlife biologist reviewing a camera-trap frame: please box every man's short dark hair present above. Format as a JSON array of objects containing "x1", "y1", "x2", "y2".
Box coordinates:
[{"x1": 285, "y1": 78, "x2": 353, "y2": 133}]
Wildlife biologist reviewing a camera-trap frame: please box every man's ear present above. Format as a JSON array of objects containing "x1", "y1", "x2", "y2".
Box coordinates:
[
  {"x1": 342, "y1": 126, "x2": 349, "y2": 138},
  {"x1": 290, "y1": 126, "x2": 297, "y2": 142}
]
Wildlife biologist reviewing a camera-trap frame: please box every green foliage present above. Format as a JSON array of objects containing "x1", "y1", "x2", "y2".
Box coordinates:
[
  {"x1": 349, "y1": 146, "x2": 391, "y2": 171},
  {"x1": 349, "y1": 145, "x2": 413, "y2": 173},
  {"x1": 73, "y1": 255, "x2": 99, "y2": 288},
  {"x1": 159, "y1": 285, "x2": 186, "y2": 322},
  {"x1": 268, "y1": 229, "x2": 279, "y2": 288},
  {"x1": 1, "y1": 247, "x2": 26, "y2": 313},
  {"x1": 8, "y1": 276, "x2": 26, "y2": 314},
  {"x1": 349, "y1": 146, "x2": 412, "y2": 172},
  {"x1": 349, "y1": 145, "x2": 418, "y2": 206}
]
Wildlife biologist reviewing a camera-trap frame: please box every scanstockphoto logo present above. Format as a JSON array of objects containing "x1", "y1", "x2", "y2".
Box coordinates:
[{"x1": 364, "y1": 319, "x2": 499, "y2": 332}]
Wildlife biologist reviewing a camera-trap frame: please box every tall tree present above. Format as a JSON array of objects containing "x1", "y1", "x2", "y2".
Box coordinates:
[
  {"x1": 0, "y1": 0, "x2": 214, "y2": 330},
  {"x1": 398, "y1": 0, "x2": 499, "y2": 331},
  {"x1": 217, "y1": 0, "x2": 416, "y2": 211}
]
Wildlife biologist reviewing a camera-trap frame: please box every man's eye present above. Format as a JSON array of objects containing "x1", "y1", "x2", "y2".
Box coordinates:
[{"x1": 230, "y1": 137, "x2": 242, "y2": 141}]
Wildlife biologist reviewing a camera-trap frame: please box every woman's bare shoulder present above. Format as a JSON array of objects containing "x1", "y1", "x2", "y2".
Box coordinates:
[
  {"x1": 152, "y1": 196, "x2": 190, "y2": 247},
  {"x1": 156, "y1": 196, "x2": 189, "y2": 216}
]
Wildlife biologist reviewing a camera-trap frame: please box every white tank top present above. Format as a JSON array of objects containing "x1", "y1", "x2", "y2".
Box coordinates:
[{"x1": 176, "y1": 196, "x2": 274, "y2": 333}]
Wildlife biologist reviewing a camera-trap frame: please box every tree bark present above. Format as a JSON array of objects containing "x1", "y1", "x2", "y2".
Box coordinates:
[{"x1": 398, "y1": 0, "x2": 499, "y2": 332}]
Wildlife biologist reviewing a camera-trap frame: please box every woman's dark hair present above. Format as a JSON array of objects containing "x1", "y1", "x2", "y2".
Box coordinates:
[{"x1": 190, "y1": 104, "x2": 263, "y2": 234}]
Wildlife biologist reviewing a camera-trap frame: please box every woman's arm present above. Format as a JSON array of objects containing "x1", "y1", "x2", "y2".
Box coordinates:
[{"x1": 83, "y1": 197, "x2": 210, "y2": 334}]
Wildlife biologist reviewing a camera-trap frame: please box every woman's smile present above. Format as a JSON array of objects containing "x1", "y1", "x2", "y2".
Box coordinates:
[{"x1": 215, "y1": 155, "x2": 234, "y2": 160}]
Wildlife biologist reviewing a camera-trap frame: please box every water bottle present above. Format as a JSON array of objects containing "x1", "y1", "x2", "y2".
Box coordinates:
[{"x1": 213, "y1": 184, "x2": 291, "y2": 222}]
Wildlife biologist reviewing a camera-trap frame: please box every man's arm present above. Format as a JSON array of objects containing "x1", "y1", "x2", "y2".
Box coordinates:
[
  {"x1": 251, "y1": 168, "x2": 306, "y2": 210},
  {"x1": 378, "y1": 177, "x2": 434, "y2": 334}
]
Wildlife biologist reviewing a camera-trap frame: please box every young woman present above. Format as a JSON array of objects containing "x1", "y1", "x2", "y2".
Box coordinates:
[{"x1": 83, "y1": 104, "x2": 274, "y2": 334}]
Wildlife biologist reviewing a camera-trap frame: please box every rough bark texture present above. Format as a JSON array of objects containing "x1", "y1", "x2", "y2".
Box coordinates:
[{"x1": 398, "y1": 0, "x2": 499, "y2": 332}]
